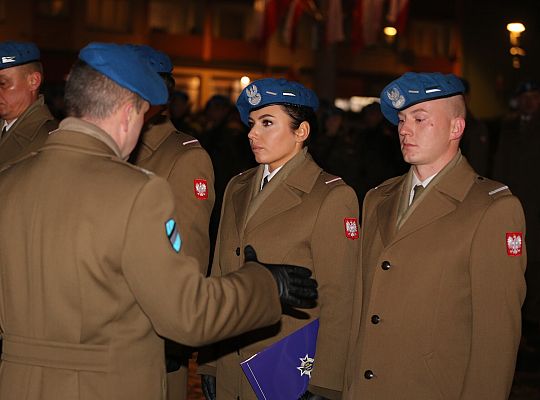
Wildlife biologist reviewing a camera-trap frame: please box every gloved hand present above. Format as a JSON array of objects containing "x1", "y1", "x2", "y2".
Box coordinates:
[
  {"x1": 165, "y1": 356, "x2": 181, "y2": 373},
  {"x1": 244, "y1": 245, "x2": 318, "y2": 308},
  {"x1": 201, "y1": 374, "x2": 216, "y2": 400},
  {"x1": 298, "y1": 390, "x2": 329, "y2": 400}
]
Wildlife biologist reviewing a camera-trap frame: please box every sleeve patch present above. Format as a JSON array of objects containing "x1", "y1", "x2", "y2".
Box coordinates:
[
  {"x1": 506, "y1": 232, "x2": 523, "y2": 256},
  {"x1": 344, "y1": 218, "x2": 359, "y2": 240},
  {"x1": 194, "y1": 179, "x2": 208, "y2": 200},
  {"x1": 165, "y1": 218, "x2": 182, "y2": 253}
]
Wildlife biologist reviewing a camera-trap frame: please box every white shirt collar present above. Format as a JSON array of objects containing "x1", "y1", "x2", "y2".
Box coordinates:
[
  {"x1": 261, "y1": 164, "x2": 283, "y2": 190},
  {"x1": 409, "y1": 171, "x2": 437, "y2": 205},
  {"x1": 2, "y1": 118, "x2": 18, "y2": 132}
]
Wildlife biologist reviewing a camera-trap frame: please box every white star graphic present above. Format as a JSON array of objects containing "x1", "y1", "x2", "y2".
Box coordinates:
[{"x1": 297, "y1": 354, "x2": 315, "y2": 378}]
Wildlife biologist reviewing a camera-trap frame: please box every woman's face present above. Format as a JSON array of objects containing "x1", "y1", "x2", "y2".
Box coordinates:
[{"x1": 247, "y1": 105, "x2": 307, "y2": 172}]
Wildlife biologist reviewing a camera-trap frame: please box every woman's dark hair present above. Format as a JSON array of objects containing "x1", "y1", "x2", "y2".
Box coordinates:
[{"x1": 279, "y1": 104, "x2": 318, "y2": 146}]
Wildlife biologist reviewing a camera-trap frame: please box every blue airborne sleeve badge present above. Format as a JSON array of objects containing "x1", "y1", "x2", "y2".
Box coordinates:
[{"x1": 165, "y1": 218, "x2": 182, "y2": 253}]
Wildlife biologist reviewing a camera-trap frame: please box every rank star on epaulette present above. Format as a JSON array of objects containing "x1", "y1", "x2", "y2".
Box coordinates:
[
  {"x1": 297, "y1": 354, "x2": 315, "y2": 378},
  {"x1": 194, "y1": 179, "x2": 208, "y2": 200},
  {"x1": 506, "y1": 232, "x2": 523, "y2": 256},
  {"x1": 344, "y1": 218, "x2": 359, "y2": 240}
]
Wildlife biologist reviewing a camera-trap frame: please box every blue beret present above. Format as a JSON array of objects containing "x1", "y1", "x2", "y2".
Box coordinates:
[
  {"x1": 236, "y1": 78, "x2": 319, "y2": 126},
  {"x1": 380, "y1": 72, "x2": 465, "y2": 125},
  {"x1": 0, "y1": 41, "x2": 40, "y2": 69},
  {"x1": 79, "y1": 42, "x2": 168, "y2": 106},
  {"x1": 127, "y1": 44, "x2": 173, "y2": 74}
]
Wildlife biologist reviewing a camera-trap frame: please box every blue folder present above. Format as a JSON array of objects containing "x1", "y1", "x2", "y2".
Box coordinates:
[{"x1": 240, "y1": 319, "x2": 320, "y2": 400}]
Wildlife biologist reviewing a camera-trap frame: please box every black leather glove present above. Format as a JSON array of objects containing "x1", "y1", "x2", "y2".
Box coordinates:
[
  {"x1": 298, "y1": 390, "x2": 329, "y2": 400},
  {"x1": 201, "y1": 374, "x2": 216, "y2": 400},
  {"x1": 244, "y1": 245, "x2": 318, "y2": 308},
  {"x1": 165, "y1": 356, "x2": 181, "y2": 373}
]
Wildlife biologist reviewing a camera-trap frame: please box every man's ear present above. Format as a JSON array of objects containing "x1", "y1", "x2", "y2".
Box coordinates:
[
  {"x1": 294, "y1": 121, "x2": 310, "y2": 143},
  {"x1": 26, "y1": 71, "x2": 42, "y2": 91},
  {"x1": 119, "y1": 102, "x2": 134, "y2": 133},
  {"x1": 450, "y1": 116, "x2": 465, "y2": 141}
]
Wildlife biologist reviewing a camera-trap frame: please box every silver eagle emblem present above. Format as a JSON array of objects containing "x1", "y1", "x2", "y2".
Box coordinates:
[
  {"x1": 507, "y1": 234, "x2": 522, "y2": 255},
  {"x1": 246, "y1": 84, "x2": 262, "y2": 106},
  {"x1": 387, "y1": 87, "x2": 405, "y2": 108}
]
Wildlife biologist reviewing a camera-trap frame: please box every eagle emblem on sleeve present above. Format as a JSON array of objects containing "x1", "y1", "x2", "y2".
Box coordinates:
[
  {"x1": 194, "y1": 179, "x2": 208, "y2": 200},
  {"x1": 506, "y1": 232, "x2": 523, "y2": 256},
  {"x1": 344, "y1": 218, "x2": 359, "y2": 240}
]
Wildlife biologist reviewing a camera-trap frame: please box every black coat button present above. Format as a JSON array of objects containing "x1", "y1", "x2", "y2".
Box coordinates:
[
  {"x1": 364, "y1": 370, "x2": 374, "y2": 379},
  {"x1": 381, "y1": 261, "x2": 391, "y2": 270},
  {"x1": 235, "y1": 247, "x2": 240, "y2": 256},
  {"x1": 371, "y1": 315, "x2": 380, "y2": 324}
]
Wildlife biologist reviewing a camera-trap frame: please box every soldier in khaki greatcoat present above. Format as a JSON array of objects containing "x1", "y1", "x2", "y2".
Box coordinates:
[
  {"x1": 0, "y1": 43, "x2": 318, "y2": 400},
  {"x1": 129, "y1": 45, "x2": 215, "y2": 400},
  {"x1": 344, "y1": 72, "x2": 527, "y2": 400},
  {"x1": 0, "y1": 41, "x2": 58, "y2": 167},
  {"x1": 199, "y1": 78, "x2": 359, "y2": 400}
]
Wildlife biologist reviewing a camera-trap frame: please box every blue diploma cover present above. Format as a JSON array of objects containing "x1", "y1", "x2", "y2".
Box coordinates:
[{"x1": 240, "y1": 319, "x2": 320, "y2": 400}]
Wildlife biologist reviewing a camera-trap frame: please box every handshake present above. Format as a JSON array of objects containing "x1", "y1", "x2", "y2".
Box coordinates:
[{"x1": 244, "y1": 245, "x2": 318, "y2": 309}]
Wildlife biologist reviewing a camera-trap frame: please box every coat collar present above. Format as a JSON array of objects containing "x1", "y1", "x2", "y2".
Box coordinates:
[
  {"x1": 377, "y1": 154, "x2": 477, "y2": 246},
  {"x1": 0, "y1": 95, "x2": 54, "y2": 144},
  {"x1": 232, "y1": 150, "x2": 322, "y2": 236},
  {"x1": 138, "y1": 115, "x2": 175, "y2": 156},
  {"x1": 44, "y1": 117, "x2": 122, "y2": 159}
]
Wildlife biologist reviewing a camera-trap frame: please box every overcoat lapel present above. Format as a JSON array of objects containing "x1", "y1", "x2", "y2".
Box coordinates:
[
  {"x1": 389, "y1": 156, "x2": 476, "y2": 244},
  {"x1": 135, "y1": 116, "x2": 172, "y2": 162},
  {"x1": 245, "y1": 183, "x2": 303, "y2": 233},
  {"x1": 232, "y1": 168, "x2": 259, "y2": 237},
  {"x1": 376, "y1": 178, "x2": 405, "y2": 246},
  {"x1": 243, "y1": 152, "x2": 320, "y2": 234}
]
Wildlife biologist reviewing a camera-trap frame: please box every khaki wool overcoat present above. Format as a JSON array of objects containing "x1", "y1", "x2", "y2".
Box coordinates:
[
  {"x1": 132, "y1": 116, "x2": 215, "y2": 272},
  {"x1": 0, "y1": 118, "x2": 281, "y2": 400},
  {"x1": 200, "y1": 150, "x2": 359, "y2": 399},
  {"x1": 0, "y1": 95, "x2": 57, "y2": 167},
  {"x1": 131, "y1": 116, "x2": 215, "y2": 400},
  {"x1": 344, "y1": 155, "x2": 527, "y2": 400}
]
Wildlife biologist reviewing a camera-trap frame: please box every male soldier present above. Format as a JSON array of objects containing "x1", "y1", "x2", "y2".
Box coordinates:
[
  {"x1": 493, "y1": 81, "x2": 540, "y2": 360},
  {"x1": 0, "y1": 42, "x2": 318, "y2": 400},
  {"x1": 0, "y1": 41, "x2": 58, "y2": 166},
  {"x1": 344, "y1": 72, "x2": 526, "y2": 400},
  {"x1": 129, "y1": 45, "x2": 215, "y2": 400}
]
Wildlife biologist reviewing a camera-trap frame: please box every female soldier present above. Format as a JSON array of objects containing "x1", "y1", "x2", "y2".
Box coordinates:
[{"x1": 199, "y1": 78, "x2": 359, "y2": 400}]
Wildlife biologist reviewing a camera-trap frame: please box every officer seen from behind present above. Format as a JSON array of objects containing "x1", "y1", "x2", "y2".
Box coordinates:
[{"x1": 0, "y1": 42, "x2": 317, "y2": 400}]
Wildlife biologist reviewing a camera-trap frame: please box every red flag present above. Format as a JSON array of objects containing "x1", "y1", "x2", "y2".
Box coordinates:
[
  {"x1": 387, "y1": 0, "x2": 409, "y2": 34},
  {"x1": 282, "y1": 0, "x2": 308, "y2": 48},
  {"x1": 326, "y1": 0, "x2": 344, "y2": 44},
  {"x1": 351, "y1": 0, "x2": 384, "y2": 50},
  {"x1": 248, "y1": 0, "x2": 292, "y2": 43}
]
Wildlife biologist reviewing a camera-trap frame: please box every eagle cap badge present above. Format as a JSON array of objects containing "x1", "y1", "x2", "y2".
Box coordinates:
[
  {"x1": 387, "y1": 86, "x2": 405, "y2": 109},
  {"x1": 246, "y1": 84, "x2": 262, "y2": 106}
]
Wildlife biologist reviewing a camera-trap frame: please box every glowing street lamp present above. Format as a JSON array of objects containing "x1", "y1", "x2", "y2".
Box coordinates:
[
  {"x1": 383, "y1": 26, "x2": 398, "y2": 44},
  {"x1": 507, "y1": 22, "x2": 526, "y2": 68}
]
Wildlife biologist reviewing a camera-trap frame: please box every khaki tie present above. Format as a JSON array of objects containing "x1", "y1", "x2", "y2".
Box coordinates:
[
  {"x1": 261, "y1": 175, "x2": 269, "y2": 191},
  {"x1": 411, "y1": 184, "x2": 425, "y2": 206}
]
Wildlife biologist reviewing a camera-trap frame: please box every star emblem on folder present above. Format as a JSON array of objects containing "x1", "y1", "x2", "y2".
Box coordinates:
[{"x1": 296, "y1": 354, "x2": 315, "y2": 378}]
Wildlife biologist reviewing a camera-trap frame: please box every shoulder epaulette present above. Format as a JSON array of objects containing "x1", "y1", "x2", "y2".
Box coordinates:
[{"x1": 488, "y1": 185, "x2": 509, "y2": 196}]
